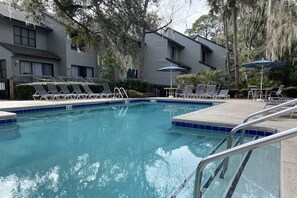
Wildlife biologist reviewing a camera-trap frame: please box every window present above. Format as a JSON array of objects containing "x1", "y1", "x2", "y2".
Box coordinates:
[
  {"x1": 20, "y1": 61, "x2": 53, "y2": 76},
  {"x1": 201, "y1": 50, "x2": 206, "y2": 63},
  {"x1": 170, "y1": 46, "x2": 176, "y2": 60},
  {"x1": 0, "y1": 60, "x2": 6, "y2": 79},
  {"x1": 70, "y1": 33, "x2": 85, "y2": 51},
  {"x1": 71, "y1": 65, "x2": 93, "y2": 78},
  {"x1": 14, "y1": 26, "x2": 36, "y2": 47},
  {"x1": 126, "y1": 69, "x2": 138, "y2": 79}
]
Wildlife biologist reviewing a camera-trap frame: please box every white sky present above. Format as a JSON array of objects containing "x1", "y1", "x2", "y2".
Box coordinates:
[{"x1": 157, "y1": 0, "x2": 210, "y2": 34}]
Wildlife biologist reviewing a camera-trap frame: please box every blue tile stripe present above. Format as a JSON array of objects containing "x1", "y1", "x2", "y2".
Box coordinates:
[
  {"x1": 172, "y1": 121, "x2": 274, "y2": 137},
  {"x1": 0, "y1": 118, "x2": 17, "y2": 125}
]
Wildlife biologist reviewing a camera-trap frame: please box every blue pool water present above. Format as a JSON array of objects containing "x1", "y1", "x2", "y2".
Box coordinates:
[{"x1": 0, "y1": 102, "x2": 226, "y2": 197}]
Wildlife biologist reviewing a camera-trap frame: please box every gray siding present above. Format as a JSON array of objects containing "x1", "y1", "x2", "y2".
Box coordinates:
[
  {"x1": 0, "y1": 46, "x2": 13, "y2": 78},
  {"x1": 44, "y1": 16, "x2": 67, "y2": 76},
  {"x1": 166, "y1": 31, "x2": 213, "y2": 73},
  {"x1": 196, "y1": 36, "x2": 226, "y2": 71},
  {"x1": 144, "y1": 33, "x2": 176, "y2": 85}
]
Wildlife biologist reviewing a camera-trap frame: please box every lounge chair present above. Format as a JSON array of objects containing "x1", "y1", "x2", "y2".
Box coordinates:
[
  {"x1": 268, "y1": 85, "x2": 285, "y2": 100},
  {"x1": 71, "y1": 84, "x2": 88, "y2": 99},
  {"x1": 200, "y1": 85, "x2": 217, "y2": 98},
  {"x1": 81, "y1": 84, "x2": 102, "y2": 99},
  {"x1": 179, "y1": 85, "x2": 194, "y2": 98},
  {"x1": 59, "y1": 84, "x2": 77, "y2": 99},
  {"x1": 102, "y1": 83, "x2": 114, "y2": 98},
  {"x1": 214, "y1": 89, "x2": 230, "y2": 99},
  {"x1": 47, "y1": 83, "x2": 74, "y2": 99},
  {"x1": 32, "y1": 84, "x2": 59, "y2": 100},
  {"x1": 191, "y1": 84, "x2": 206, "y2": 98}
]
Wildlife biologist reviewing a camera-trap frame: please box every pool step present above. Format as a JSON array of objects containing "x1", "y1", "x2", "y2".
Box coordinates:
[
  {"x1": 226, "y1": 139, "x2": 280, "y2": 198},
  {"x1": 170, "y1": 137, "x2": 227, "y2": 198}
]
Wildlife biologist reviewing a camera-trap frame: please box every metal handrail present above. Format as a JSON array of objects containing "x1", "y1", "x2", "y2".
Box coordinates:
[
  {"x1": 113, "y1": 87, "x2": 123, "y2": 98},
  {"x1": 120, "y1": 87, "x2": 129, "y2": 98},
  {"x1": 193, "y1": 127, "x2": 297, "y2": 198},
  {"x1": 113, "y1": 87, "x2": 129, "y2": 99},
  {"x1": 244, "y1": 98, "x2": 297, "y2": 123},
  {"x1": 220, "y1": 105, "x2": 297, "y2": 178}
]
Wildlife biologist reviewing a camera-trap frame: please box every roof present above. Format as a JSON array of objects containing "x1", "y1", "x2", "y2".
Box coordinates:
[
  {"x1": 194, "y1": 35, "x2": 226, "y2": 49},
  {"x1": 165, "y1": 58, "x2": 191, "y2": 70},
  {"x1": 164, "y1": 28, "x2": 215, "y2": 52},
  {"x1": 153, "y1": 32, "x2": 185, "y2": 49},
  {"x1": 0, "y1": 42, "x2": 61, "y2": 60},
  {"x1": 0, "y1": 3, "x2": 52, "y2": 31}
]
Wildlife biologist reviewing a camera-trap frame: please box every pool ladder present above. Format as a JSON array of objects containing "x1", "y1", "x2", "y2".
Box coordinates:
[
  {"x1": 193, "y1": 98, "x2": 297, "y2": 198},
  {"x1": 113, "y1": 87, "x2": 129, "y2": 99}
]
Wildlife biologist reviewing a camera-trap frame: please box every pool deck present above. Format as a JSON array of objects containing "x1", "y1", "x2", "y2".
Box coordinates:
[{"x1": 0, "y1": 98, "x2": 296, "y2": 197}]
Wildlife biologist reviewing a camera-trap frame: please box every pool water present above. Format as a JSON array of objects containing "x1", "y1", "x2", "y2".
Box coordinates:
[{"x1": 0, "y1": 102, "x2": 227, "y2": 198}]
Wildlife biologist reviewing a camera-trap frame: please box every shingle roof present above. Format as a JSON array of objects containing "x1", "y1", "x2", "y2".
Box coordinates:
[
  {"x1": 0, "y1": 3, "x2": 51, "y2": 30},
  {"x1": 0, "y1": 42, "x2": 60, "y2": 60}
]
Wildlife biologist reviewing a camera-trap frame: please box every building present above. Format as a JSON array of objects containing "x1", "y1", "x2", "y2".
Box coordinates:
[
  {"x1": 0, "y1": 3, "x2": 98, "y2": 98},
  {"x1": 143, "y1": 28, "x2": 226, "y2": 86}
]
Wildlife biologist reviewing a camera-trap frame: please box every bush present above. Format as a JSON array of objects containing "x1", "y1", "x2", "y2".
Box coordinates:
[
  {"x1": 15, "y1": 84, "x2": 35, "y2": 100},
  {"x1": 283, "y1": 86, "x2": 297, "y2": 98},
  {"x1": 127, "y1": 90, "x2": 144, "y2": 98}
]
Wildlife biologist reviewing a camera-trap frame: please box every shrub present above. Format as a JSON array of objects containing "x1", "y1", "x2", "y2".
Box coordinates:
[
  {"x1": 127, "y1": 90, "x2": 144, "y2": 98},
  {"x1": 283, "y1": 86, "x2": 297, "y2": 98},
  {"x1": 15, "y1": 84, "x2": 35, "y2": 100}
]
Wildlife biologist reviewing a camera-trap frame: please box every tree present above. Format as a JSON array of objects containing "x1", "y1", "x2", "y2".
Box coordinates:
[
  {"x1": 18, "y1": 0, "x2": 172, "y2": 80},
  {"x1": 266, "y1": 0, "x2": 297, "y2": 60},
  {"x1": 185, "y1": 14, "x2": 222, "y2": 40}
]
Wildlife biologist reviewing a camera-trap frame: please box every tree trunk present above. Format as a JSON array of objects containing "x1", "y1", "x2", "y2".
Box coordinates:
[
  {"x1": 139, "y1": 28, "x2": 146, "y2": 80},
  {"x1": 138, "y1": 0, "x2": 150, "y2": 80},
  {"x1": 231, "y1": 5, "x2": 239, "y2": 87},
  {"x1": 223, "y1": 17, "x2": 231, "y2": 77}
]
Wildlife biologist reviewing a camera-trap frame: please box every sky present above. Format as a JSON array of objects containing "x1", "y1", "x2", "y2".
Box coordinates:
[{"x1": 157, "y1": 0, "x2": 210, "y2": 34}]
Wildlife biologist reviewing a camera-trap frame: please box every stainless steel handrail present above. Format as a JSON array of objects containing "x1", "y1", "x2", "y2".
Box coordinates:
[
  {"x1": 220, "y1": 105, "x2": 297, "y2": 178},
  {"x1": 119, "y1": 87, "x2": 129, "y2": 98},
  {"x1": 193, "y1": 127, "x2": 297, "y2": 198},
  {"x1": 113, "y1": 87, "x2": 129, "y2": 99},
  {"x1": 244, "y1": 98, "x2": 297, "y2": 123},
  {"x1": 113, "y1": 87, "x2": 123, "y2": 98}
]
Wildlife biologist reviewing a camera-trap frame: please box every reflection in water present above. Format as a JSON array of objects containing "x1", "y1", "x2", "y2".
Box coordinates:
[{"x1": 0, "y1": 103, "x2": 220, "y2": 197}]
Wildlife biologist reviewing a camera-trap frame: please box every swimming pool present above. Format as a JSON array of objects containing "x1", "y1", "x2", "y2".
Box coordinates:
[{"x1": 0, "y1": 101, "x2": 280, "y2": 197}]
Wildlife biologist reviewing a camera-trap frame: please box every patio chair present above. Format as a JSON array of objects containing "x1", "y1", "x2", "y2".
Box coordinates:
[
  {"x1": 81, "y1": 84, "x2": 102, "y2": 99},
  {"x1": 179, "y1": 85, "x2": 194, "y2": 98},
  {"x1": 268, "y1": 85, "x2": 285, "y2": 100},
  {"x1": 191, "y1": 84, "x2": 206, "y2": 98},
  {"x1": 200, "y1": 85, "x2": 217, "y2": 98},
  {"x1": 214, "y1": 89, "x2": 230, "y2": 99},
  {"x1": 102, "y1": 83, "x2": 114, "y2": 98},
  {"x1": 32, "y1": 84, "x2": 58, "y2": 100},
  {"x1": 47, "y1": 83, "x2": 74, "y2": 99},
  {"x1": 71, "y1": 84, "x2": 89, "y2": 99},
  {"x1": 58, "y1": 84, "x2": 77, "y2": 99}
]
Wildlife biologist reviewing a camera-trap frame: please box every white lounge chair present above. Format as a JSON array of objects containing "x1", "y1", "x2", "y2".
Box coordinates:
[
  {"x1": 179, "y1": 85, "x2": 194, "y2": 98},
  {"x1": 82, "y1": 84, "x2": 102, "y2": 99},
  {"x1": 191, "y1": 84, "x2": 206, "y2": 98},
  {"x1": 32, "y1": 84, "x2": 59, "y2": 100},
  {"x1": 214, "y1": 89, "x2": 230, "y2": 99},
  {"x1": 200, "y1": 85, "x2": 217, "y2": 98}
]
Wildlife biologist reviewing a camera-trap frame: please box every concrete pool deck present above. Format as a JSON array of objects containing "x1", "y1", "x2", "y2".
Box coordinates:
[{"x1": 0, "y1": 98, "x2": 296, "y2": 197}]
